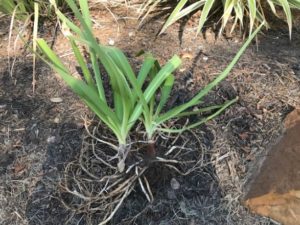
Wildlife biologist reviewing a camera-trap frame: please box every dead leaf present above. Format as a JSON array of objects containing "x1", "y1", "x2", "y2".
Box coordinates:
[
  {"x1": 180, "y1": 52, "x2": 193, "y2": 60},
  {"x1": 14, "y1": 163, "x2": 26, "y2": 174},
  {"x1": 239, "y1": 132, "x2": 249, "y2": 140}
]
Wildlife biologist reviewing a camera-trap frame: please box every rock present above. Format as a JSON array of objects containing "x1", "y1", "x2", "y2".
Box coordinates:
[
  {"x1": 50, "y1": 97, "x2": 63, "y2": 103},
  {"x1": 47, "y1": 136, "x2": 56, "y2": 144},
  {"x1": 180, "y1": 52, "x2": 193, "y2": 60},
  {"x1": 284, "y1": 109, "x2": 300, "y2": 129},
  {"x1": 108, "y1": 38, "x2": 115, "y2": 46},
  {"x1": 170, "y1": 178, "x2": 180, "y2": 190},
  {"x1": 244, "y1": 109, "x2": 300, "y2": 225},
  {"x1": 54, "y1": 117, "x2": 60, "y2": 124},
  {"x1": 0, "y1": 103, "x2": 6, "y2": 109},
  {"x1": 128, "y1": 32, "x2": 135, "y2": 37}
]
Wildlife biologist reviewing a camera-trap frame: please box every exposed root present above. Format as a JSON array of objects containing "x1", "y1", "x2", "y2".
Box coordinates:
[
  {"x1": 83, "y1": 117, "x2": 119, "y2": 151},
  {"x1": 137, "y1": 168, "x2": 153, "y2": 203},
  {"x1": 59, "y1": 121, "x2": 207, "y2": 224},
  {"x1": 60, "y1": 152, "x2": 148, "y2": 224}
]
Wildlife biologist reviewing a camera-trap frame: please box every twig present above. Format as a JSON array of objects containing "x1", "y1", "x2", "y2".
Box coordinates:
[{"x1": 98, "y1": 186, "x2": 134, "y2": 225}]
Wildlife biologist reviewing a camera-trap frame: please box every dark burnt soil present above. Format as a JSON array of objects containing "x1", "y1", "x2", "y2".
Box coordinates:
[
  {"x1": 0, "y1": 57, "x2": 88, "y2": 225},
  {"x1": 113, "y1": 166, "x2": 223, "y2": 225},
  {"x1": 1, "y1": 5, "x2": 300, "y2": 225},
  {"x1": 53, "y1": 124, "x2": 221, "y2": 225},
  {"x1": 111, "y1": 133, "x2": 223, "y2": 225}
]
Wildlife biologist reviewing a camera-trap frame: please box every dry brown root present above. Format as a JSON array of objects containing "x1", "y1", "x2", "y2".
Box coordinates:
[
  {"x1": 58, "y1": 121, "x2": 149, "y2": 224},
  {"x1": 60, "y1": 149, "x2": 148, "y2": 225},
  {"x1": 58, "y1": 120, "x2": 207, "y2": 224},
  {"x1": 83, "y1": 116, "x2": 132, "y2": 173}
]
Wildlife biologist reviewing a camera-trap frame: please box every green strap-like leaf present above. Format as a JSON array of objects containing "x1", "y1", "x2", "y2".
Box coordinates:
[
  {"x1": 36, "y1": 38, "x2": 121, "y2": 135},
  {"x1": 176, "y1": 101, "x2": 233, "y2": 118},
  {"x1": 197, "y1": 0, "x2": 215, "y2": 34},
  {"x1": 288, "y1": 0, "x2": 300, "y2": 8},
  {"x1": 157, "y1": 22, "x2": 263, "y2": 124},
  {"x1": 79, "y1": 0, "x2": 92, "y2": 30},
  {"x1": 160, "y1": 0, "x2": 188, "y2": 34},
  {"x1": 143, "y1": 55, "x2": 181, "y2": 102},
  {"x1": 0, "y1": 0, "x2": 16, "y2": 14},
  {"x1": 159, "y1": 97, "x2": 238, "y2": 133},
  {"x1": 69, "y1": 39, "x2": 95, "y2": 88},
  {"x1": 220, "y1": 0, "x2": 235, "y2": 34},
  {"x1": 247, "y1": 0, "x2": 257, "y2": 34},
  {"x1": 129, "y1": 55, "x2": 181, "y2": 126},
  {"x1": 137, "y1": 54, "x2": 156, "y2": 85},
  {"x1": 267, "y1": 0, "x2": 277, "y2": 16},
  {"x1": 172, "y1": 0, "x2": 206, "y2": 23},
  {"x1": 276, "y1": 0, "x2": 293, "y2": 37},
  {"x1": 154, "y1": 74, "x2": 175, "y2": 116}
]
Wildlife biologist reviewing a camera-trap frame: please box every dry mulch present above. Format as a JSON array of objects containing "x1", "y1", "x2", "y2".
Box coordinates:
[{"x1": 1, "y1": 4, "x2": 300, "y2": 225}]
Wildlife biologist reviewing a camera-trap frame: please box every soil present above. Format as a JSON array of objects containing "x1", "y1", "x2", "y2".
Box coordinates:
[{"x1": 1, "y1": 3, "x2": 300, "y2": 225}]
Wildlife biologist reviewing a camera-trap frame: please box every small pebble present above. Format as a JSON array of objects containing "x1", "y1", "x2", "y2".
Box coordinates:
[
  {"x1": 180, "y1": 52, "x2": 193, "y2": 60},
  {"x1": 4, "y1": 139, "x2": 11, "y2": 146},
  {"x1": 0, "y1": 104, "x2": 7, "y2": 109},
  {"x1": 54, "y1": 117, "x2": 60, "y2": 123},
  {"x1": 128, "y1": 32, "x2": 135, "y2": 37},
  {"x1": 47, "y1": 136, "x2": 56, "y2": 144},
  {"x1": 203, "y1": 56, "x2": 208, "y2": 61},
  {"x1": 108, "y1": 38, "x2": 115, "y2": 46},
  {"x1": 50, "y1": 97, "x2": 63, "y2": 103},
  {"x1": 170, "y1": 178, "x2": 180, "y2": 190}
]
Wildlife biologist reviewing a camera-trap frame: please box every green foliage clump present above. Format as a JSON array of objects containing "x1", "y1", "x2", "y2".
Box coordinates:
[
  {"x1": 0, "y1": 0, "x2": 71, "y2": 91},
  {"x1": 0, "y1": 0, "x2": 68, "y2": 21},
  {"x1": 37, "y1": 0, "x2": 262, "y2": 173},
  {"x1": 140, "y1": 0, "x2": 300, "y2": 36}
]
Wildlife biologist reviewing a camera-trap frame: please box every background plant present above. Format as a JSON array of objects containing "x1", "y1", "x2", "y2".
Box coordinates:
[
  {"x1": 0, "y1": 0, "x2": 68, "y2": 21},
  {"x1": 0, "y1": 0, "x2": 70, "y2": 91},
  {"x1": 140, "y1": 0, "x2": 300, "y2": 36}
]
